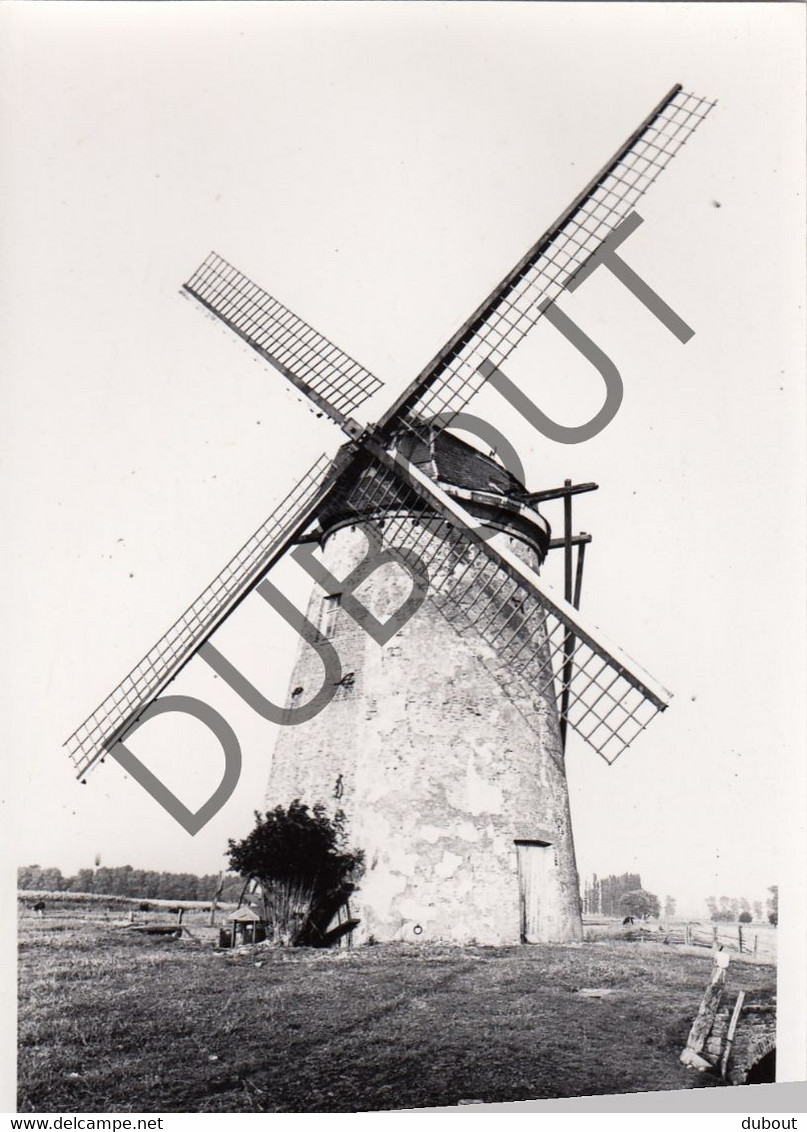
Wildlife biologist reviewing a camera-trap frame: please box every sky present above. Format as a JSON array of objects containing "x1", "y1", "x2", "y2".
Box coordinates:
[{"x1": 2, "y1": 0, "x2": 805, "y2": 1086}]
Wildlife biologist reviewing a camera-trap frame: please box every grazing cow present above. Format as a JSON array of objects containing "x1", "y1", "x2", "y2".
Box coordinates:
[
  {"x1": 33, "y1": 901, "x2": 45, "y2": 918},
  {"x1": 622, "y1": 915, "x2": 635, "y2": 925},
  {"x1": 139, "y1": 902, "x2": 150, "y2": 912}
]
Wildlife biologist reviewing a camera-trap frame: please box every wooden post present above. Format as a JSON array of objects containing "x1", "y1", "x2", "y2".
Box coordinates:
[
  {"x1": 720, "y1": 991, "x2": 746, "y2": 1079},
  {"x1": 559, "y1": 480, "x2": 574, "y2": 750},
  {"x1": 563, "y1": 480, "x2": 573, "y2": 602},
  {"x1": 680, "y1": 950, "x2": 730, "y2": 1070},
  {"x1": 573, "y1": 540, "x2": 586, "y2": 610},
  {"x1": 209, "y1": 870, "x2": 225, "y2": 927},
  {"x1": 753, "y1": 934, "x2": 758, "y2": 957},
  {"x1": 713, "y1": 923, "x2": 718, "y2": 945},
  {"x1": 738, "y1": 924, "x2": 743, "y2": 953}
]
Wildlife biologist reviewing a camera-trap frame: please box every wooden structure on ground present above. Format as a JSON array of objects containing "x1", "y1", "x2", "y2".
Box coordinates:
[
  {"x1": 681, "y1": 952, "x2": 776, "y2": 1084},
  {"x1": 125, "y1": 923, "x2": 184, "y2": 938},
  {"x1": 220, "y1": 906, "x2": 267, "y2": 949}
]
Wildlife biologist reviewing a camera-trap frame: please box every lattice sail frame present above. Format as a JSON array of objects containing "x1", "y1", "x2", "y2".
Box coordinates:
[
  {"x1": 379, "y1": 87, "x2": 716, "y2": 434},
  {"x1": 65, "y1": 453, "x2": 336, "y2": 779},
  {"x1": 184, "y1": 252, "x2": 382, "y2": 429}
]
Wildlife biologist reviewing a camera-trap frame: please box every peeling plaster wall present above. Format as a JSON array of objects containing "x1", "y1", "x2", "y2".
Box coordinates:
[{"x1": 267, "y1": 519, "x2": 583, "y2": 946}]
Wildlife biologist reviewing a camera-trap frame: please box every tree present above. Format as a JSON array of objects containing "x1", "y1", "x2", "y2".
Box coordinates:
[
  {"x1": 738, "y1": 910, "x2": 752, "y2": 923},
  {"x1": 663, "y1": 895, "x2": 676, "y2": 922},
  {"x1": 39, "y1": 867, "x2": 64, "y2": 892},
  {"x1": 706, "y1": 894, "x2": 735, "y2": 921},
  {"x1": 17, "y1": 866, "x2": 42, "y2": 890},
  {"x1": 18, "y1": 866, "x2": 66, "y2": 892},
  {"x1": 581, "y1": 874, "x2": 603, "y2": 916},
  {"x1": 599, "y1": 873, "x2": 642, "y2": 917},
  {"x1": 753, "y1": 901, "x2": 763, "y2": 922},
  {"x1": 767, "y1": 885, "x2": 778, "y2": 927},
  {"x1": 227, "y1": 801, "x2": 363, "y2": 946},
  {"x1": 619, "y1": 889, "x2": 660, "y2": 920},
  {"x1": 70, "y1": 868, "x2": 95, "y2": 893}
]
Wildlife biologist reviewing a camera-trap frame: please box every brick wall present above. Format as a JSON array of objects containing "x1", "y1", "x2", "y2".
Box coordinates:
[{"x1": 267, "y1": 515, "x2": 583, "y2": 946}]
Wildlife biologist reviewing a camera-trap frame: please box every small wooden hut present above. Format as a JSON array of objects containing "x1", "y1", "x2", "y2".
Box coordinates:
[{"x1": 220, "y1": 905, "x2": 266, "y2": 949}]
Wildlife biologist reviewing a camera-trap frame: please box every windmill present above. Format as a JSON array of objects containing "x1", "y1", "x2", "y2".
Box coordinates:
[{"x1": 66, "y1": 83, "x2": 714, "y2": 944}]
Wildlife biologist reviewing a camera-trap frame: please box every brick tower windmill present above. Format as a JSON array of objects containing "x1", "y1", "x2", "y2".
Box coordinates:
[
  {"x1": 267, "y1": 426, "x2": 585, "y2": 944},
  {"x1": 66, "y1": 85, "x2": 714, "y2": 946}
]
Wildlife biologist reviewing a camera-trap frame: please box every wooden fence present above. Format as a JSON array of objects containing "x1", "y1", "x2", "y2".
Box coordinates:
[
  {"x1": 583, "y1": 917, "x2": 777, "y2": 962},
  {"x1": 684, "y1": 923, "x2": 777, "y2": 962}
]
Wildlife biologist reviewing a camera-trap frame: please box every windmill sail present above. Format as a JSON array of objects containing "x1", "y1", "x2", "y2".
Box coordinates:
[
  {"x1": 65, "y1": 452, "x2": 343, "y2": 780},
  {"x1": 377, "y1": 85, "x2": 716, "y2": 436},
  {"x1": 183, "y1": 252, "x2": 381, "y2": 436},
  {"x1": 360, "y1": 439, "x2": 671, "y2": 763},
  {"x1": 68, "y1": 82, "x2": 709, "y2": 781}
]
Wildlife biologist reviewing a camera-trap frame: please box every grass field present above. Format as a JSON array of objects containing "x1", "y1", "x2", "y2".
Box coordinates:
[{"x1": 18, "y1": 909, "x2": 776, "y2": 1113}]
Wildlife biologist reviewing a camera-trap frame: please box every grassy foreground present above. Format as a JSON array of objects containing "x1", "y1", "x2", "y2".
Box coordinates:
[{"x1": 18, "y1": 913, "x2": 775, "y2": 1113}]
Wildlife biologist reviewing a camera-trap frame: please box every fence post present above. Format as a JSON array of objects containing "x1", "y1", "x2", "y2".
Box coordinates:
[
  {"x1": 738, "y1": 924, "x2": 743, "y2": 953},
  {"x1": 713, "y1": 923, "x2": 718, "y2": 946},
  {"x1": 680, "y1": 950, "x2": 731, "y2": 1069},
  {"x1": 753, "y1": 933, "x2": 758, "y2": 957},
  {"x1": 209, "y1": 869, "x2": 224, "y2": 927}
]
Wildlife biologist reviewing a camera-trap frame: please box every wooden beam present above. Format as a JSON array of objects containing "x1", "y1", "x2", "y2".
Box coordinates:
[
  {"x1": 526, "y1": 482, "x2": 598, "y2": 504},
  {"x1": 547, "y1": 533, "x2": 592, "y2": 551},
  {"x1": 573, "y1": 541, "x2": 587, "y2": 611},
  {"x1": 721, "y1": 991, "x2": 746, "y2": 1079},
  {"x1": 563, "y1": 480, "x2": 573, "y2": 604},
  {"x1": 559, "y1": 481, "x2": 574, "y2": 749}
]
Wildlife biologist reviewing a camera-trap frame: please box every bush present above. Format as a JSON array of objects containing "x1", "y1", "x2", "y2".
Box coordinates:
[
  {"x1": 227, "y1": 801, "x2": 363, "y2": 947},
  {"x1": 738, "y1": 911, "x2": 752, "y2": 924},
  {"x1": 619, "y1": 889, "x2": 661, "y2": 920}
]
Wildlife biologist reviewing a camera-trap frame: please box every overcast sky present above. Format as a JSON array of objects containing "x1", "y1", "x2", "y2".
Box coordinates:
[{"x1": 2, "y1": 0, "x2": 805, "y2": 1085}]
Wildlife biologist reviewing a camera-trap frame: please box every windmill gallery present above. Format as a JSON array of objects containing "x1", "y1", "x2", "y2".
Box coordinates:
[{"x1": 66, "y1": 84, "x2": 715, "y2": 946}]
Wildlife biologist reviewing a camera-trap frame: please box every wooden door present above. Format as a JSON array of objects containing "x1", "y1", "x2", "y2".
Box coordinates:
[{"x1": 516, "y1": 840, "x2": 552, "y2": 943}]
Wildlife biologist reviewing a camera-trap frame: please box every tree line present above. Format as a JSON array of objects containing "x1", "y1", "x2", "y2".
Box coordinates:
[
  {"x1": 17, "y1": 864, "x2": 244, "y2": 902},
  {"x1": 705, "y1": 887, "x2": 777, "y2": 925},
  {"x1": 582, "y1": 873, "x2": 642, "y2": 915},
  {"x1": 581, "y1": 873, "x2": 673, "y2": 921}
]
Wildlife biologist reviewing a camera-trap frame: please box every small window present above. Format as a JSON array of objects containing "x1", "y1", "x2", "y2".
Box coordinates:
[{"x1": 321, "y1": 593, "x2": 341, "y2": 639}]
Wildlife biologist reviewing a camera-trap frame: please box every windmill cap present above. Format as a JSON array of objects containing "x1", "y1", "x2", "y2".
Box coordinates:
[{"x1": 316, "y1": 424, "x2": 552, "y2": 561}]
